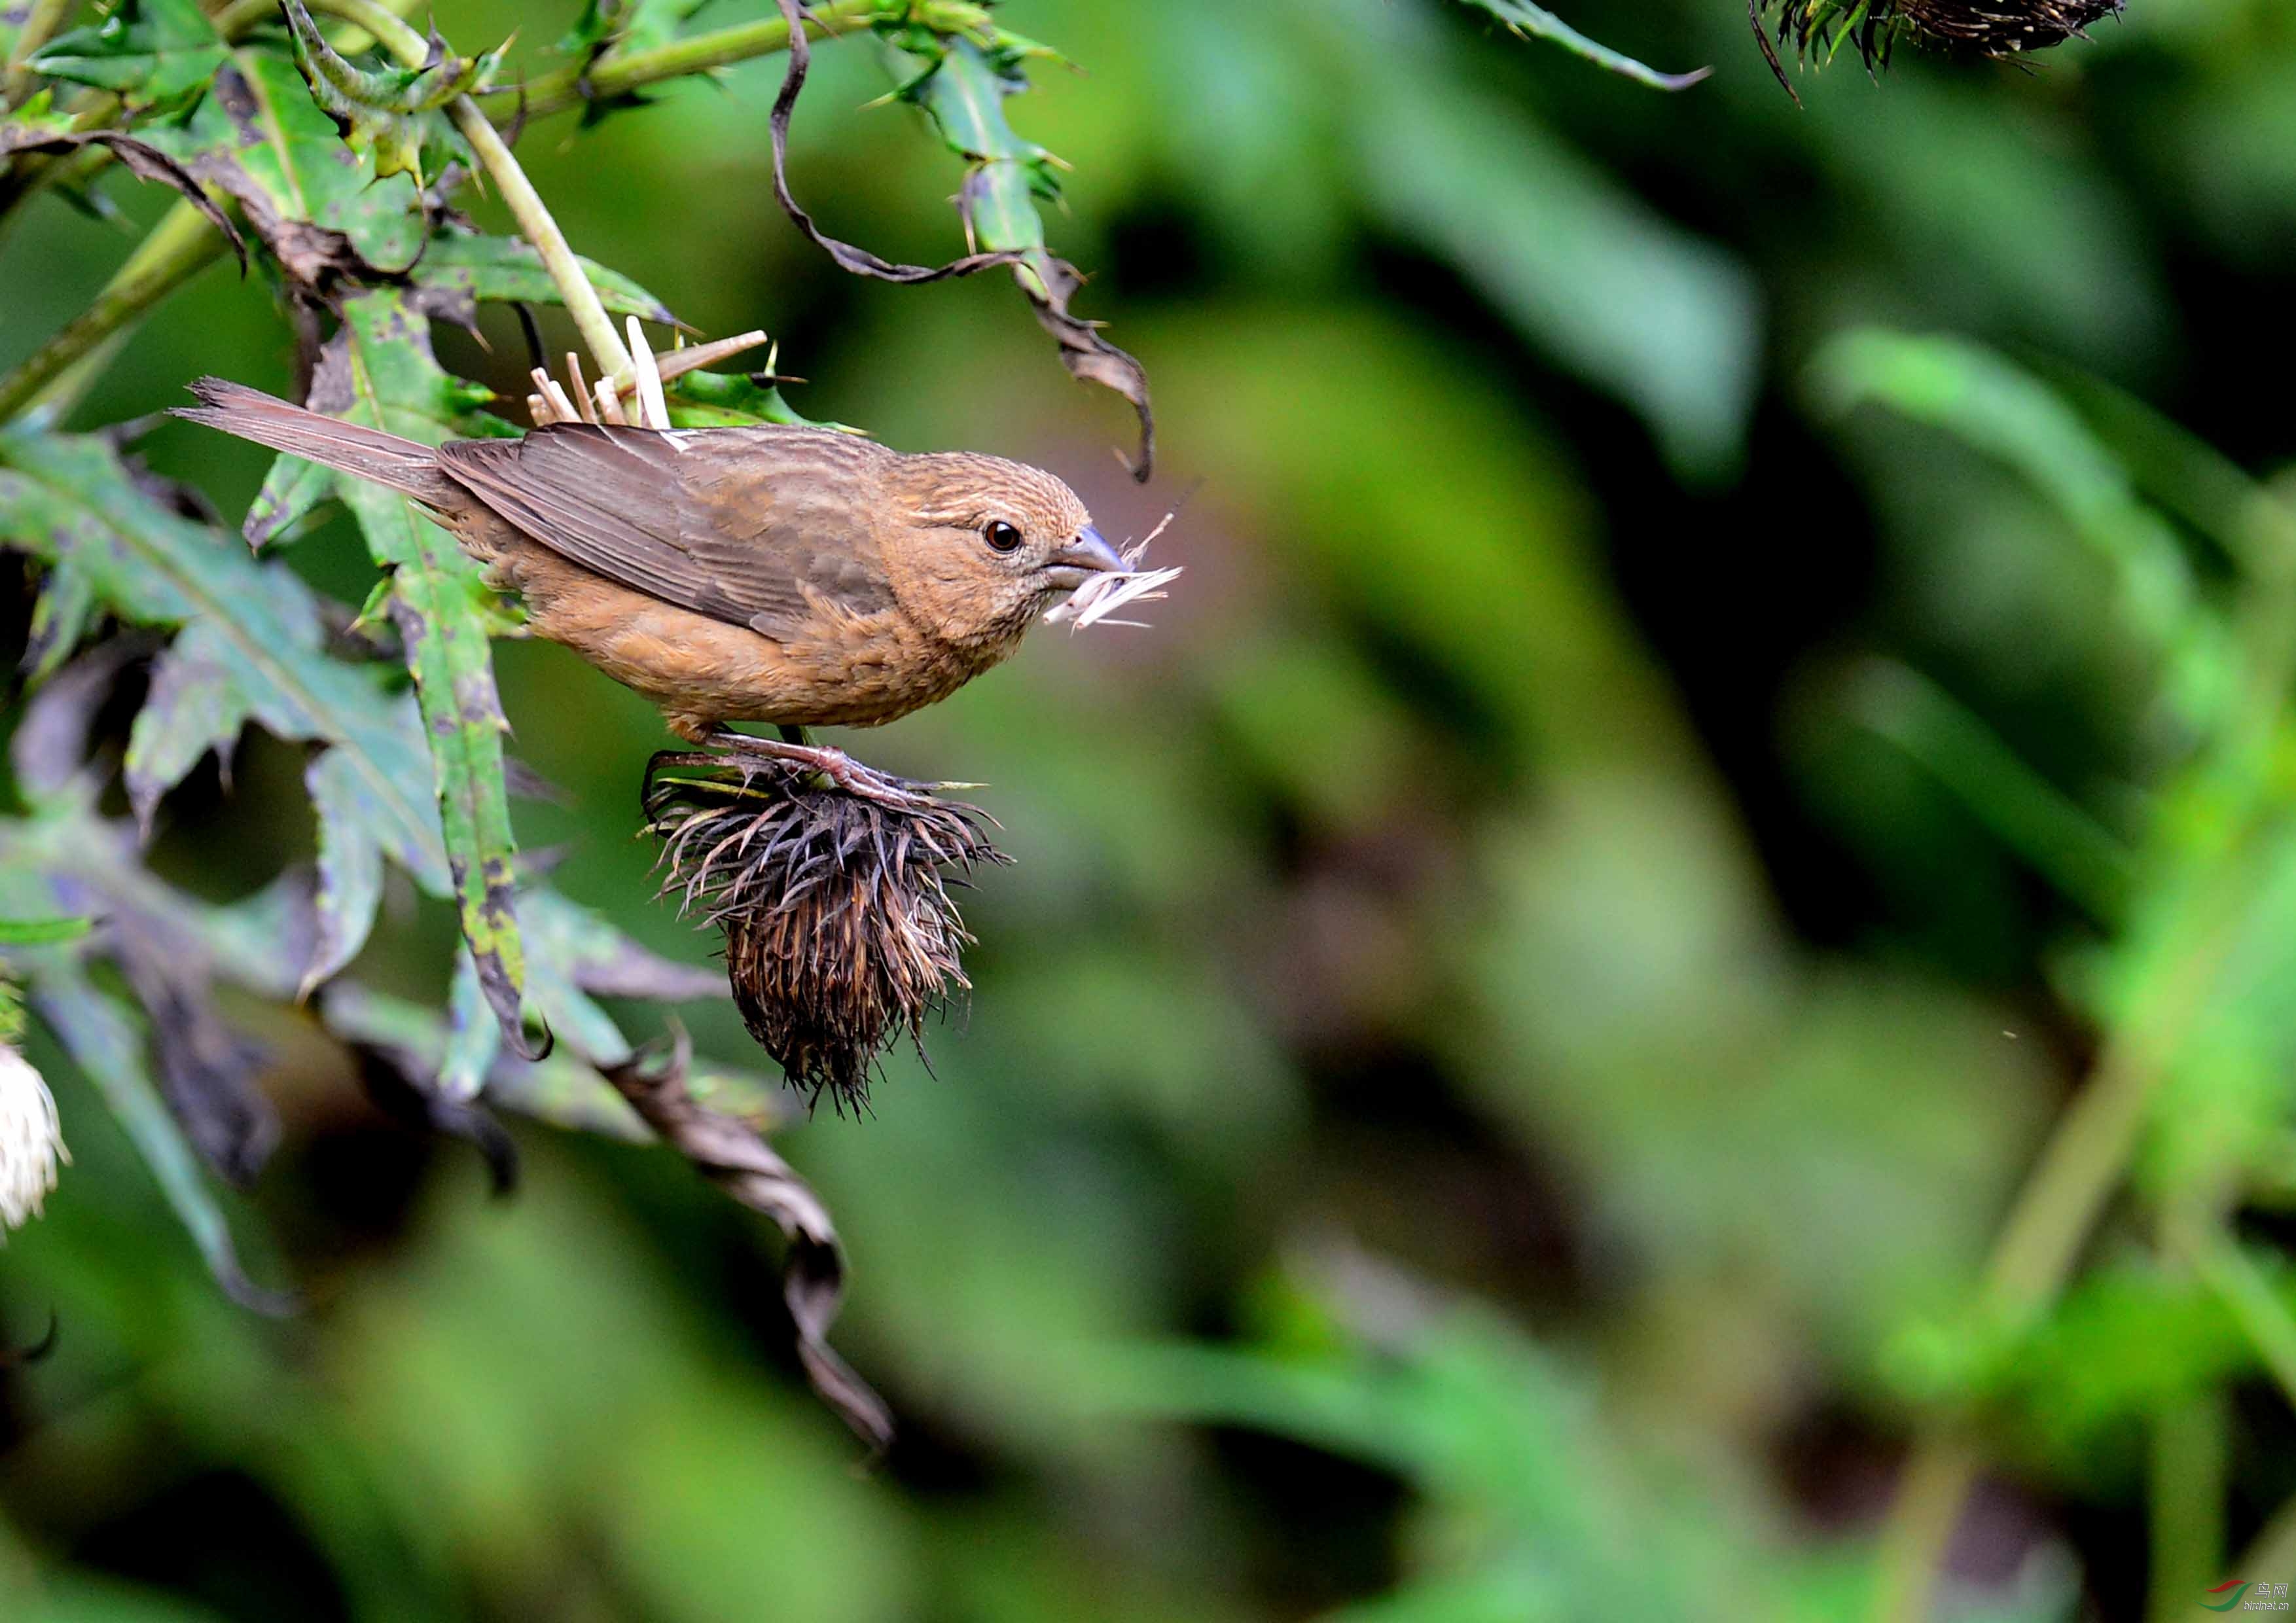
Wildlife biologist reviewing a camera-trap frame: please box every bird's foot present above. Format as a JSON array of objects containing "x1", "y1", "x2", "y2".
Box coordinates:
[{"x1": 702, "y1": 730, "x2": 941, "y2": 811}]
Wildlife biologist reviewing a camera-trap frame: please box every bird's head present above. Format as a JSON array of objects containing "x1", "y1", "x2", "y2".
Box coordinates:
[{"x1": 882, "y1": 452, "x2": 1124, "y2": 651}]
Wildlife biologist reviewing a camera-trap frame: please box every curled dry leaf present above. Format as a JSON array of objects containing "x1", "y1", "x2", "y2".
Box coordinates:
[
  {"x1": 603, "y1": 1029, "x2": 893, "y2": 1450},
  {"x1": 0, "y1": 125, "x2": 247, "y2": 270}
]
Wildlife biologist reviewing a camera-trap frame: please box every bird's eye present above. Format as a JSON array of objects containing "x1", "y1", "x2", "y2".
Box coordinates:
[{"x1": 983, "y1": 520, "x2": 1024, "y2": 554}]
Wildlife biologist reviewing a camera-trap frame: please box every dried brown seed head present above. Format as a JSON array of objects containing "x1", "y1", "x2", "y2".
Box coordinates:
[{"x1": 643, "y1": 752, "x2": 1009, "y2": 1113}]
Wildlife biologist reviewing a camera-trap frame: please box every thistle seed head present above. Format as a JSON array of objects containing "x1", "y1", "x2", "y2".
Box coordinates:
[
  {"x1": 1755, "y1": 0, "x2": 2121, "y2": 88},
  {"x1": 643, "y1": 753, "x2": 1009, "y2": 1113}
]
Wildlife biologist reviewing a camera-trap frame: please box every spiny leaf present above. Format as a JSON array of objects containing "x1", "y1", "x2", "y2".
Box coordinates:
[
  {"x1": 411, "y1": 233, "x2": 678, "y2": 327},
  {"x1": 145, "y1": 45, "x2": 429, "y2": 294},
  {"x1": 29, "y1": 0, "x2": 227, "y2": 108},
  {"x1": 758, "y1": 4, "x2": 1152, "y2": 476},
  {"x1": 248, "y1": 289, "x2": 539, "y2": 1058},
  {"x1": 890, "y1": 33, "x2": 1153, "y2": 478},
  {"x1": 280, "y1": 0, "x2": 500, "y2": 187},
  {"x1": 0, "y1": 427, "x2": 448, "y2": 991},
  {"x1": 554, "y1": 0, "x2": 713, "y2": 124},
  {"x1": 1453, "y1": 0, "x2": 1712, "y2": 90}
]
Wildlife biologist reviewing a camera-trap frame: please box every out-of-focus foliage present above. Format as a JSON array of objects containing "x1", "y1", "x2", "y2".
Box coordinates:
[{"x1": 0, "y1": 0, "x2": 2293, "y2": 1619}]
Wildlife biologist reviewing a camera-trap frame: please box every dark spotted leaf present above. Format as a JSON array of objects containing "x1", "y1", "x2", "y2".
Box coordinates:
[
  {"x1": 245, "y1": 289, "x2": 539, "y2": 1058},
  {"x1": 29, "y1": 0, "x2": 227, "y2": 108},
  {"x1": 0, "y1": 427, "x2": 449, "y2": 995}
]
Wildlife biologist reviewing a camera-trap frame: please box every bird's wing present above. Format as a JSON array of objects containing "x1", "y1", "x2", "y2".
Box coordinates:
[{"x1": 436, "y1": 423, "x2": 897, "y2": 641}]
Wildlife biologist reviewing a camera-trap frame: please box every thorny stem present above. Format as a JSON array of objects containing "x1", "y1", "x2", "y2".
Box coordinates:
[
  {"x1": 0, "y1": 199, "x2": 231, "y2": 423},
  {"x1": 479, "y1": 0, "x2": 884, "y2": 125},
  {"x1": 295, "y1": 0, "x2": 635, "y2": 380}
]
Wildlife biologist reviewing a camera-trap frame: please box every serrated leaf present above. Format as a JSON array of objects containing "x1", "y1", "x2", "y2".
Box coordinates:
[
  {"x1": 124, "y1": 620, "x2": 242, "y2": 836},
  {"x1": 279, "y1": 0, "x2": 493, "y2": 187},
  {"x1": 30, "y1": 0, "x2": 227, "y2": 107},
  {"x1": 31, "y1": 962, "x2": 292, "y2": 1313},
  {"x1": 145, "y1": 45, "x2": 429, "y2": 292},
  {"x1": 1452, "y1": 0, "x2": 1712, "y2": 90},
  {"x1": 0, "y1": 427, "x2": 448, "y2": 991},
  {"x1": 251, "y1": 288, "x2": 537, "y2": 1055},
  {"x1": 893, "y1": 34, "x2": 1153, "y2": 476},
  {"x1": 304, "y1": 736, "x2": 435, "y2": 992},
  {"x1": 411, "y1": 233, "x2": 677, "y2": 326}
]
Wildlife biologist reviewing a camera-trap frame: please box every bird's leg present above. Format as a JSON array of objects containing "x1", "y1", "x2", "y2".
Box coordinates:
[{"x1": 704, "y1": 726, "x2": 940, "y2": 810}]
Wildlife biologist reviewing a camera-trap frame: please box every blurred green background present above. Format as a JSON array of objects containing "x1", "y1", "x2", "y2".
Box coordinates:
[{"x1": 6, "y1": 0, "x2": 2296, "y2": 1617}]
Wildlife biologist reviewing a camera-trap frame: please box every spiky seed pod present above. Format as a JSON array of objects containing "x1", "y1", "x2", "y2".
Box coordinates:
[
  {"x1": 1755, "y1": 0, "x2": 2122, "y2": 91},
  {"x1": 643, "y1": 752, "x2": 1009, "y2": 1113}
]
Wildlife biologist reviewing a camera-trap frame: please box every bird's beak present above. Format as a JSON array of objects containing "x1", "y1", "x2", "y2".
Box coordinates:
[{"x1": 1041, "y1": 526, "x2": 1127, "y2": 590}]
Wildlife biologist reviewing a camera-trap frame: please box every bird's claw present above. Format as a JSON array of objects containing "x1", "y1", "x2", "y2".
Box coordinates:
[{"x1": 702, "y1": 730, "x2": 940, "y2": 811}]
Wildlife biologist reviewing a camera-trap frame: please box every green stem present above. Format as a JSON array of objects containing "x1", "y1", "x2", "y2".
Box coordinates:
[
  {"x1": 1871, "y1": 873, "x2": 2250, "y2": 1623},
  {"x1": 2145, "y1": 1388, "x2": 2227, "y2": 1623},
  {"x1": 475, "y1": 0, "x2": 883, "y2": 125},
  {"x1": 1, "y1": 0, "x2": 72, "y2": 107},
  {"x1": 297, "y1": 0, "x2": 633, "y2": 379},
  {"x1": 0, "y1": 199, "x2": 230, "y2": 423}
]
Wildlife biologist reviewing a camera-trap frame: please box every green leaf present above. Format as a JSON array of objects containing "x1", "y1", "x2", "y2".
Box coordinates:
[
  {"x1": 0, "y1": 427, "x2": 448, "y2": 988},
  {"x1": 556, "y1": 0, "x2": 712, "y2": 63},
  {"x1": 662, "y1": 366, "x2": 826, "y2": 429},
  {"x1": 248, "y1": 289, "x2": 537, "y2": 1056},
  {"x1": 145, "y1": 45, "x2": 429, "y2": 291},
  {"x1": 0, "y1": 916, "x2": 90, "y2": 946},
  {"x1": 1451, "y1": 0, "x2": 1712, "y2": 91},
  {"x1": 30, "y1": 0, "x2": 227, "y2": 107},
  {"x1": 410, "y1": 234, "x2": 678, "y2": 326},
  {"x1": 31, "y1": 962, "x2": 292, "y2": 1314}
]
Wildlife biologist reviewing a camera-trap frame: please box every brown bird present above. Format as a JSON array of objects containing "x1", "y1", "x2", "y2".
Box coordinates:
[{"x1": 175, "y1": 377, "x2": 1125, "y2": 792}]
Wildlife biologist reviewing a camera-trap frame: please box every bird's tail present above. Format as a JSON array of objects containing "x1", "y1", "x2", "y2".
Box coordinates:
[{"x1": 174, "y1": 377, "x2": 461, "y2": 509}]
